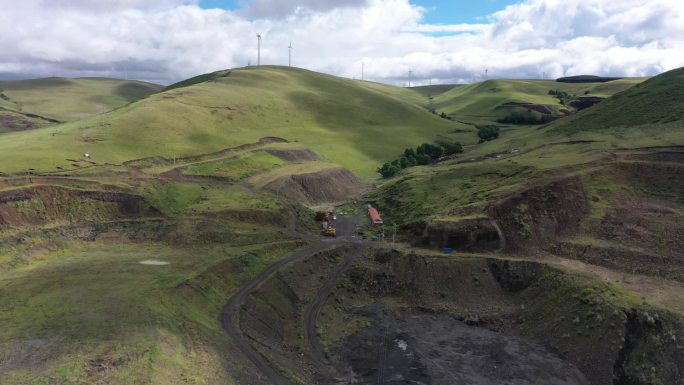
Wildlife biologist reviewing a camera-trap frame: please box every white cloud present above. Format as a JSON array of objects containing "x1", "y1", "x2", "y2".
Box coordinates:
[
  {"x1": 0, "y1": 0, "x2": 683, "y2": 85},
  {"x1": 240, "y1": 0, "x2": 369, "y2": 19}
]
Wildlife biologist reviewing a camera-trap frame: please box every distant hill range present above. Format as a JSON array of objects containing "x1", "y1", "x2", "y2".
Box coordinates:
[{"x1": 0, "y1": 77, "x2": 162, "y2": 133}]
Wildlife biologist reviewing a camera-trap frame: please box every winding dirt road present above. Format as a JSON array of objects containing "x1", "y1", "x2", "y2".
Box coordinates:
[
  {"x1": 304, "y1": 241, "x2": 369, "y2": 367},
  {"x1": 220, "y1": 213, "x2": 363, "y2": 385}
]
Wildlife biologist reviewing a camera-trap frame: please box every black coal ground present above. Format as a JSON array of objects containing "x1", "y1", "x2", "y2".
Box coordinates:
[{"x1": 334, "y1": 311, "x2": 589, "y2": 385}]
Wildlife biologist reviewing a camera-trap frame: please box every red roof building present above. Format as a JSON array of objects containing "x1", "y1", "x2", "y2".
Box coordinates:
[{"x1": 368, "y1": 207, "x2": 383, "y2": 225}]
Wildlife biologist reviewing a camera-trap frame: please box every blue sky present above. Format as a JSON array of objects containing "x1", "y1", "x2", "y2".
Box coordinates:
[
  {"x1": 409, "y1": 0, "x2": 520, "y2": 24},
  {"x1": 199, "y1": 0, "x2": 521, "y2": 23}
]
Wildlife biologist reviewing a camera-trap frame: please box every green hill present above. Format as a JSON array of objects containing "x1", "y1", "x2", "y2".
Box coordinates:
[
  {"x1": 0, "y1": 77, "x2": 163, "y2": 122},
  {"x1": 422, "y1": 77, "x2": 645, "y2": 125},
  {"x1": 1, "y1": 65, "x2": 683, "y2": 385},
  {"x1": 551, "y1": 67, "x2": 684, "y2": 133},
  {"x1": 371, "y1": 66, "x2": 684, "y2": 231},
  {"x1": 0, "y1": 66, "x2": 471, "y2": 177}
]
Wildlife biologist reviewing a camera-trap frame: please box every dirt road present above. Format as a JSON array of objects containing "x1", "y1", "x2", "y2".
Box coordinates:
[
  {"x1": 220, "y1": 212, "x2": 363, "y2": 385},
  {"x1": 304, "y1": 241, "x2": 369, "y2": 367}
]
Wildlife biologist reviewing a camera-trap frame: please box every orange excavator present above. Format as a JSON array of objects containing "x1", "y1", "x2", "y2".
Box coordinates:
[
  {"x1": 318, "y1": 211, "x2": 336, "y2": 237},
  {"x1": 323, "y1": 224, "x2": 337, "y2": 237}
]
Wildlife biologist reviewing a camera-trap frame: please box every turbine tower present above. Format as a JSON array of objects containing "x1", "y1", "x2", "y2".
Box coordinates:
[
  {"x1": 256, "y1": 33, "x2": 262, "y2": 66},
  {"x1": 288, "y1": 42, "x2": 293, "y2": 67},
  {"x1": 408, "y1": 69, "x2": 413, "y2": 88}
]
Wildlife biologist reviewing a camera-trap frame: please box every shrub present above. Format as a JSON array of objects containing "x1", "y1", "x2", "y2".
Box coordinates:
[
  {"x1": 377, "y1": 141, "x2": 463, "y2": 178},
  {"x1": 477, "y1": 125, "x2": 500, "y2": 142},
  {"x1": 442, "y1": 142, "x2": 463, "y2": 155},
  {"x1": 549, "y1": 89, "x2": 574, "y2": 105},
  {"x1": 378, "y1": 162, "x2": 400, "y2": 178},
  {"x1": 417, "y1": 143, "x2": 444, "y2": 159},
  {"x1": 415, "y1": 153, "x2": 431, "y2": 165}
]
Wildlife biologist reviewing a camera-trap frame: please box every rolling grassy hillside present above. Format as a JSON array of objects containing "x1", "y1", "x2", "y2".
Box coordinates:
[
  {"x1": 1, "y1": 65, "x2": 682, "y2": 385},
  {"x1": 0, "y1": 77, "x2": 163, "y2": 122},
  {"x1": 371, "y1": 67, "x2": 684, "y2": 275},
  {"x1": 423, "y1": 77, "x2": 645, "y2": 125},
  {"x1": 374, "y1": 68, "x2": 684, "y2": 222},
  {"x1": 0, "y1": 67, "x2": 471, "y2": 178},
  {"x1": 551, "y1": 68, "x2": 684, "y2": 133}
]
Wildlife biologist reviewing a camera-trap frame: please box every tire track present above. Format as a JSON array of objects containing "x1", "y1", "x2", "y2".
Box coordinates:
[
  {"x1": 220, "y1": 242, "x2": 334, "y2": 385},
  {"x1": 220, "y1": 213, "x2": 362, "y2": 384},
  {"x1": 304, "y1": 242, "x2": 368, "y2": 367}
]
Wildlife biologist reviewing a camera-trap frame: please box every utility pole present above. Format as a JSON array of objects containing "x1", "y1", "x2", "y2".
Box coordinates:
[
  {"x1": 288, "y1": 42, "x2": 292, "y2": 67},
  {"x1": 256, "y1": 34, "x2": 262, "y2": 66},
  {"x1": 408, "y1": 69, "x2": 413, "y2": 88}
]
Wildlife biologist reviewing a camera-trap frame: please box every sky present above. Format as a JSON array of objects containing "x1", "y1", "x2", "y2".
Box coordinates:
[{"x1": 1, "y1": 0, "x2": 683, "y2": 85}]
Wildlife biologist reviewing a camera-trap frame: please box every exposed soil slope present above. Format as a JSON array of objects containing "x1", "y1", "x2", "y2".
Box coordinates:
[
  {"x1": 322, "y1": 251, "x2": 684, "y2": 385},
  {"x1": 0, "y1": 186, "x2": 157, "y2": 229},
  {"x1": 263, "y1": 167, "x2": 365, "y2": 203}
]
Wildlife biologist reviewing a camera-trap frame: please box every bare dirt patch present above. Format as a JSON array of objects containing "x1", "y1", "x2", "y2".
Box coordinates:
[
  {"x1": 488, "y1": 175, "x2": 590, "y2": 252},
  {"x1": 409, "y1": 218, "x2": 503, "y2": 251},
  {"x1": 336, "y1": 310, "x2": 589, "y2": 385},
  {"x1": 263, "y1": 167, "x2": 365, "y2": 203},
  {"x1": 265, "y1": 148, "x2": 322, "y2": 162},
  {"x1": 0, "y1": 186, "x2": 158, "y2": 229}
]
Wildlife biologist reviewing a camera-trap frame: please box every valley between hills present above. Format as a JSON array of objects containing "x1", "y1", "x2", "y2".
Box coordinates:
[{"x1": 1, "y1": 66, "x2": 683, "y2": 385}]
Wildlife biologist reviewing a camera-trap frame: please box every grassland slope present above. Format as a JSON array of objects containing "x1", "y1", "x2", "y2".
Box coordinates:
[
  {"x1": 370, "y1": 68, "x2": 684, "y2": 284},
  {"x1": 551, "y1": 67, "x2": 684, "y2": 133},
  {"x1": 0, "y1": 66, "x2": 470, "y2": 177},
  {"x1": 425, "y1": 78, "x2": 645, "y2": 125},
  {"x1": 0, "y1": 77, "x2": 163, "y2": 122}
]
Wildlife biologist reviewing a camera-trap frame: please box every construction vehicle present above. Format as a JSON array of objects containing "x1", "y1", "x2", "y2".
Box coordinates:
[{"x1": 323, "y1": 224, "x2": 337, "y2": 237}]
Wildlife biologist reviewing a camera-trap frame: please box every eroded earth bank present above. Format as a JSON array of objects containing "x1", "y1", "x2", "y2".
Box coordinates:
[{"x1": 238, "y1": 247, "x2": 683, "y2": 385}]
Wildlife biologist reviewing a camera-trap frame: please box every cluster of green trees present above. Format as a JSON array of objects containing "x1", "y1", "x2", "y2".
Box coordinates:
[
  {"x1": 548, "y1": 89, "x2": 574, "y2": 105},
  {"x1": 378, "y1": 142, "x2": 463, "y2": 178},
  {"x1": 477, "y1": 125, "x2": 500, "y2": 143},
  {"x1": 498, "y1": 111, "x2": 556, "y2": 125},
  {"x1": 556, "y1": 75, "x2": 622, "y2": 83},
  {"x1": 428, "y1": 108, "x2": 452, "y2": 120}
]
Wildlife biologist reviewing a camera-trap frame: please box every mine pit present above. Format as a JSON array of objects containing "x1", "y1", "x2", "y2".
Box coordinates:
[
  {"x1": 336, "y1": 311, "x2": 589, "y2": 385},
  {"x1": 240, "y1": 248, "x2": 683, "y2": 385}
]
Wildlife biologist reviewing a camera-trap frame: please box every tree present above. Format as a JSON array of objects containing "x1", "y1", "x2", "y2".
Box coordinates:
[
  {"x1": 415, "y1": 153, "x2": 431, "y2": 165},
  {"x1": 378, "y1": 162, "x2": 400, "y2": 178},
  {"x1": 442, "y1": 142, "x2": 463, "y2": 155},
  {"x1": 399, "y1": 156, "x2": 410, "y2": 169},
  {"x1": 417, "y1": 143, "x2": 443, "y2": 159},
  {"x1": 477, "y1": 125, "x2": 500, "y2": 143},
  {"x1": 403, "y1": 148, "x2": 416, "y2": 158}
]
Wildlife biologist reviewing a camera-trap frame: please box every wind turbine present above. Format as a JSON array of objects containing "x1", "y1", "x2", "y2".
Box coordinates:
[
  {"x1": 256, "y1": 33, "x2": 262, "y2": 66},
  {"x1": 288, "y1": 41, "x2": 293, "y2": 67},
  {"x1": 408, "y1": 68, "x2": 413, "y2": 88}
]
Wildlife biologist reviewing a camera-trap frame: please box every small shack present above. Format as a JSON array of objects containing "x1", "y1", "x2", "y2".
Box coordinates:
[{"x1": 368, "y1": 205, "x2": 383, "y2": 225}]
